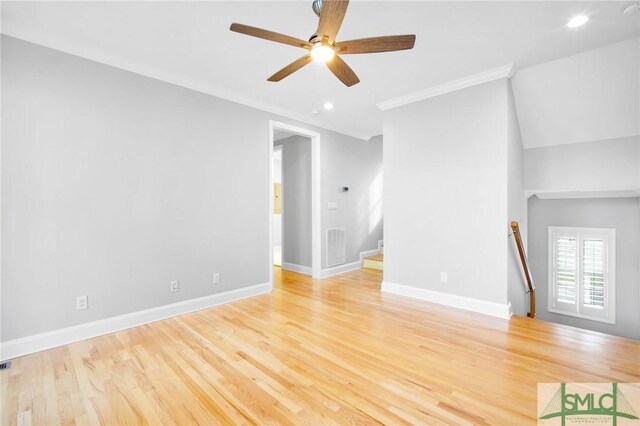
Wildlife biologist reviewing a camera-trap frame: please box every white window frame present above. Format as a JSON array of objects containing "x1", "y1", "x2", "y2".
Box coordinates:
[{"x1": 548, "y1": 226, "x2": 616, "y2": 324}]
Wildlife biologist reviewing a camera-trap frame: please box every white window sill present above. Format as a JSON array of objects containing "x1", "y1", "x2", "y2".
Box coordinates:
[{"x1": 548, "y1": 307, "x2": 616, "y2": 325}]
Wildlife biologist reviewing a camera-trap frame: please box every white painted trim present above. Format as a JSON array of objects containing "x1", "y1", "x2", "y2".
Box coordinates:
[
  {"x1": 2, "y1": 32, "x2": 371, "y2": 141},
  {"x1": 0, "y1": 282, "x2": 270, "y2": 360},
  {"x1": 281, "y1": 262, "x2": 313, "y2": 276},
  {"x1": 381, "y1": 281, "x2": 513, "y2": 319},
  {"x1": 269, "y1": 121, "x2": 322, "y2": 280},
  {"x1": 525, "y1": 187, "x2": 640, "y2": 200},
  {"x1": 377, "y1": 240, "x2": 384, "y2": 252},
  {"x1": 319, "y1": 261, "x2": 362, "y2": 278},
  {"x1": 377, "y1": 63, "x2": 516, "y2": 111}
]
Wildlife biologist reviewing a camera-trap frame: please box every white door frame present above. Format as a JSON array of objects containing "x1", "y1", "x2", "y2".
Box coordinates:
[
  {"x1": 268, "y1": 121, "x2": 321, "y2": 287},
  {"x1": 272, "y1": 144, "x2": 283, "y2": 267}
]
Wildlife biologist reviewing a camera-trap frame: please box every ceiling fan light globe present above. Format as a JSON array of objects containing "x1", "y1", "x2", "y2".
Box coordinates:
[
  {"x1": 567, "y1": 14, "x2": 589, "y2": 28},
  {"x1": 310, "y1": 44, "x2": 335, "y2": 63}
]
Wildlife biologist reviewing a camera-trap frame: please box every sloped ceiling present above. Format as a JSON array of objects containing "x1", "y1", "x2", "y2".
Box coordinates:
[
  {"x1": 512, "y1": 38, "x2": 640, "y2": 149},
  {"x1": 2, "y1": 1, "x2": 638, "y2": 140}
]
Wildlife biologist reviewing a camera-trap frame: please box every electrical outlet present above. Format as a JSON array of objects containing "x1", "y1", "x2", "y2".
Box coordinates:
[
  {"x1": 170, "y1": 280, "x2": 180, "y2": 292},
  {"x1": 76, "y1": 295, "x2": 88, "y2": 311},
  {"x1": 440, "y1": 272, "x2": 448, "y2": 283},
  {"x1": 213, "y1": 273, "x2": 221, "y2": 285}
]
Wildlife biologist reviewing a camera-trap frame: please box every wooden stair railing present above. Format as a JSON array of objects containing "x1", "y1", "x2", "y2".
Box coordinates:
[{"x1": 510, "y1": 221, "x2": 536, "y2": 318}]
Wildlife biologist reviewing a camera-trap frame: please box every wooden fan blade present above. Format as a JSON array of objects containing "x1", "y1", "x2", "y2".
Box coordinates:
[
  {"x1": 268, "y1": 55, "x2": 313, "y2": 82},
  {"x1": 326, "y1": 55, "x2": 360, "y2": 87},
  {"x1": 335, "y1": 35, "x2": 416, "y2": 54},
  {"x1": 230, "y1": 23, "x2": 311, "y2": 49},
  {"x1": 316, "y1": 0, "x2": 349, "y2": 44}
]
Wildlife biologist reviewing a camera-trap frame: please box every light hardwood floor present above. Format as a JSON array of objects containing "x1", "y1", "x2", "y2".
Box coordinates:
[{"x1": 2, "y1": 267, "x2": 639, "y2": 425}]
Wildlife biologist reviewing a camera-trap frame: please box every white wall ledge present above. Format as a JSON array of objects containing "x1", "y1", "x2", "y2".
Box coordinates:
[{"x1": 526, "y1": 187, "x2": 640, "y2": 200}]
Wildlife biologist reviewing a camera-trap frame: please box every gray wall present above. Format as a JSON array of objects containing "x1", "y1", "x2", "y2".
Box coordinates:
[
  {"x1": 276, "y1": 136, "x2": 312, "y2": 267},
  {"x1": 1, "y1": 36, "x2": 381, "y2": 341},
  {"x1": 528, "y1": 197, "x2": 639, "y2": 339},
  {"x1": 507, "y1": 82, "x2": 528, "y2": 316},
  {"x1": 524, "y1": 136, "x2": 640, "y2": 192},
  {"x1": 383, "y1": 79, "x2": 510, "y2": 305},
  {"x1": 322, "y1": 134, "x2": 383, "y2": 266}
]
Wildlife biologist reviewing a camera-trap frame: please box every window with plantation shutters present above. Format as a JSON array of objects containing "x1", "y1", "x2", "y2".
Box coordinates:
[{"x1": 548, "y1": 227, "x2": 616, "y2": 324}]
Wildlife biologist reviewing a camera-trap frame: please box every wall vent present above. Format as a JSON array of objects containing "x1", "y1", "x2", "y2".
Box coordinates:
[
  {"x1": 326, "y1": 227, "x2": 347, "y2": 267},
  {"x1": 0, "y1": 361, "x2": 11, "y2": 371}
]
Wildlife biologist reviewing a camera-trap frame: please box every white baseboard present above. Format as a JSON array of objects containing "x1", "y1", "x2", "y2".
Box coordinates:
[
  {"x1": 320, "y1": 260, "x2": 362, "y2": 278},
  {"x1": 281, "y1": 262, "x2": 313, "y2": 276},
  {"x1": 381, "y1": 281, "x2": 512, "y2": 319},
  {"x1": 0, "y1": 282, "x2": 271, "y2": 360}
]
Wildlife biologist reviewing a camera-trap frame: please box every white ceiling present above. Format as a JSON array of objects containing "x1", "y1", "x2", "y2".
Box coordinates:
[{"x1": 2, "y1": 1, "x2": 639, "y2": 140}]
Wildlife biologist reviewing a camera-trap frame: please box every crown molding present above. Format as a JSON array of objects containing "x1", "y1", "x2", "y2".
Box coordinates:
[
  {"x1": 377, "y1": 63, "x2": 516, "y2": 111},
  {"x1": 1, "y1": 30, "x2": 372, "y2": 141}
]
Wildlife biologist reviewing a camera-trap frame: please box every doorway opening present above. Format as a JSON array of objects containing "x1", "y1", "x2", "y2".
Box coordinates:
[
  {"x1": 268, "y1": 121, "x2": 321, "y2": 287},
  {"x1": 272, "y1": 144, "x2": 283, "y2": 267}
]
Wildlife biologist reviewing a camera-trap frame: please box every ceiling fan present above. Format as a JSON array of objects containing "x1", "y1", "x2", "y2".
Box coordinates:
[{"x1": 229, "y1": 0, "x2": 416, "y2": 87}]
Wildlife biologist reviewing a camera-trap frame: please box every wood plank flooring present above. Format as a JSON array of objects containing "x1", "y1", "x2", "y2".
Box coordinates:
[{"x1": 2, "y1": 267, "x2": 639, "y2": 425}]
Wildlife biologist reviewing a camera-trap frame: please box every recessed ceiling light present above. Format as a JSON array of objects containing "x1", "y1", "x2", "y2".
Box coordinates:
[
  {"x1": 323, "y1": 102, "x2": 334, "y2": 110},
  {"x1": 567, "y1": 15, "x2": 589, "y2": 28}
]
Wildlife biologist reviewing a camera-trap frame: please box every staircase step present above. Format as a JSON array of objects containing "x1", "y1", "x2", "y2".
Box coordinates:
[{"x1": 363, "y1": 254, "x2": 383, "y2": 270}]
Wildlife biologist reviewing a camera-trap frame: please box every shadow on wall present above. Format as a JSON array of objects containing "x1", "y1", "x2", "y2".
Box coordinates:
[{"x1": 354, "y1": 160, "x2": 383, "y2": 256}]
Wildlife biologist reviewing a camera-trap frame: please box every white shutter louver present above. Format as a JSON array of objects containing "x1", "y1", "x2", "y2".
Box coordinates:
[
  {"x1": 582, "y1": 239, "x2": 605, "y2": 308},
  {"x1": 555, "y1": 237, "x2": 577, "y2": 304}
]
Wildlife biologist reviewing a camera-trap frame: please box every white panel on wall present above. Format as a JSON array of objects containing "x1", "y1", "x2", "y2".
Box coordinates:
[
  {"x1": 524, "y1": 136, "x2": 640, "y2": 195},
  {"x1": 326, "y1": 227, "x2": 347, "y2": 267},
  {"x1": 512, "y1": 38, "x2": 640, "y2": 148}
]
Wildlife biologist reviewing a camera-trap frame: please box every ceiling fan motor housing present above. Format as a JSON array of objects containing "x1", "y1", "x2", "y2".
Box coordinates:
[{"x1": 312, "y1": 0, "x2": 323, "y2": 17}]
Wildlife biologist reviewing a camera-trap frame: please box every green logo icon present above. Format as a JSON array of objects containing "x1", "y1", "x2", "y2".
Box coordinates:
[{"x1": 540, "y1": 383, "x2": 639, "y2": 425}]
